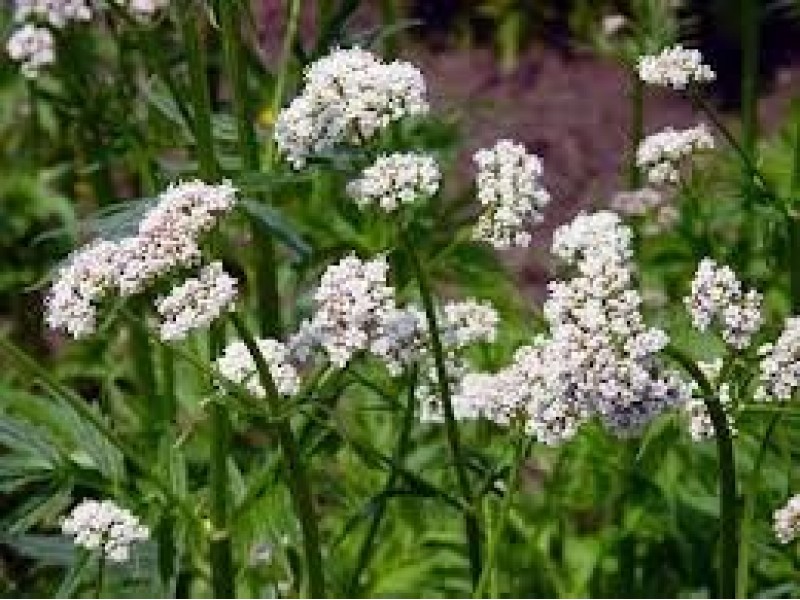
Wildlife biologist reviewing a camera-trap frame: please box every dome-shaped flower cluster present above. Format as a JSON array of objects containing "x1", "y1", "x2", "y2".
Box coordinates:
[
  {"x1": 216, "y1": 338, "x2": 301, "y2": 398},
  {"x1": 449, "y1": 211, "x2": 689, "y2": 443},
  {"x1": 756, "y1": 317, "x2": 800, "y2": 402},
  {"x1": 637, "y1": 45, "x2": 716, "y2": 90},
  {"x1": 473, "y1": 139, "x2": 550, "y2": 249},
  {"x1": 685, "y1": 258, "x2": 763, "y2": 349},
  {"x1": 274, "y1": 47, "x2": 428, "y2": 168},
  {"x1": 347, "y1": 152, "x2": 441, "y2": 212},
  {"x1": 155, "y1": 262, "x2": 238, "y2": 341},
  {"x1": 61, "y1": 499, "x2": 149, "y2": 563},
  {"x1": 6, "y1": 23, "x2": 55, "y2": 78},
  {"x1": 774, "y1": 494, "x2": 800, "y2": 544},
  {"x1": 636, "y1": 124, "x2": 715, "y2": 185},
  {"x1": 45, "y1": 180, "x2": 237, "y2": 339}
]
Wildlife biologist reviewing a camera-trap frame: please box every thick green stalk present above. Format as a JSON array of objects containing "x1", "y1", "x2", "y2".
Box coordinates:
[
  {"x1": 229, "y1": 313, "x2": 326, "y2": 597},
  {"x1": 347, "y1": 368, "x2": 418, "y2": 595},
  {"x1": 790, "y1": 106, "x2": 800, "y2": 312},
  {"x1": 666, "y1": 347, "x2": 737, "y2": 598},
  {"x1": 264, "y1": 0, "x2": 302, "y2": 168},
  {"x1": 178, "y1": 3, "x2": 219, "y2": 180},
  {"x1": 96, "y1": 552, "x2": 105, "y2": 599},
  {"x1": 689, "y1": 91, "x2": 776, "y2": 204},
  {"x1": 218, "y1": 0, "x2": 282, "y2": 337},
  {"x1": 403, "y1": 233, "x2": 482, "y2": 586},
  {"x1": 737, "y1": 413, "x2": 781, "y2": 597},
  {"x1": 740, "y1": 0, "x2": 760, "y2": 159},
  {"x1": 627, "y1": 70, "x2": 644, "y2": 189},
  {"x1": 178, "y1": 5, "x2": 232, "y2": 595},
  {"x1": 474, "y1": 429, "x2": 527, "y2": 598}
]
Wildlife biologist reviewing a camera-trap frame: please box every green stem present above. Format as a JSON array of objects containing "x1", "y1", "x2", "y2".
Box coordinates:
[
  {"x1": 218, "y1": 0, "x2": 282, "y2": 337},
  {"x1": 737, "y1": 413, "x2": 781, "y2": 597},
  {"x1": 628, "y1": 69, "x2": 644, "y2": 189},
  {"x1": 790, "y1": 106, "x2": 800, "y2": 312},
  {"x1": 740, "y1": 0, "x2": 760, "y2": 160},
  {"x1": 666, "y1": 346, "x2": 737, "y2": 598},
  {"x1": 96, "y1": 552, "x2": 105, "y2": 599},
  {"x1": 689, "y1": 90, "x2": 776, "y2": 204},
  {"x1": 229, "y1": 313, "x2": 326, "y2": 597},
  {"x1": 347, "y1": 368, "x2": 418, "y2": 595},
  {"x1": 473, "y1": 428, "x2": 528, "y2": 598},
  {"x1": 177, "y1": 2, "x2": 219, "y2": 180},
  {"x1": 264, "y1": 0, "x2": 302, "y2": 168},
  {"x1": 403, "y1": 231, "x2": 482, "y2": 586},
  {"x1": 179, "y1": 4, "x2": 231, "y2": 595}
]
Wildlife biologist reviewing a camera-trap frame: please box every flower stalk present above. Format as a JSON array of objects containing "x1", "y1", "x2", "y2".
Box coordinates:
[
  {"x1": 403, "y1": 230, "x2": 483, "y2": 586},
  {"x1": 666, "y1": 346, "x2": 737, "y2": 598},
  {"x1": 229, "y1": 313, "x2": 326, "y2": 597}
]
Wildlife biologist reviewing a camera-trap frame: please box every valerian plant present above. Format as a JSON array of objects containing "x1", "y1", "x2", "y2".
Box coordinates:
[{"x1": 3, "y1": 0, "x2": 800, "y2": 598}]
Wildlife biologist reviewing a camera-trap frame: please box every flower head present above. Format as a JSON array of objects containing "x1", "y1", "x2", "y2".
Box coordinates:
[
  {"x1": 637, "y1": 45, "x2": 715, "y2": 89},
  {"x1": 7, "y1": 24, "x2": 55, "y2": 78},
  {"x1": 775, "y1": 494, "x2": 800, "y2": 544},
  {"x1": 14, "y1": 0, "x2": 92, "y2": 28},
  {"x1": 636, "y1": 124, "x2": 714, "y2": 185},
  {"x1": 756, "y1": 317, "x2": 800, "y2": 402},
  {"x1": 347, "y1": 152, "x2": 440, "y2": 212},
  {"x1": 216, "y1": 338, "x2": 301, "y2": 398},
  {"x1": 155, "y1": 262, "x2": 237, "y2": 340},
  {"x1": 473, "y1": 139, "x2": 550, "y2": 249},
  {"x1": 61, "y1": 499, "x2": 148, "y2": 563},
  {"x1": 45, "y1": 240, "x2": 120, "y2": 338},
  {"x1": 138, "y1": 180, "x2": 237, "y2": 241},
  {"x1": 685, "y1": 258, "x2": 763, "y2": 349},
  {"x1": 275, "y1": 47, "x2": 428, "y2": 168}
]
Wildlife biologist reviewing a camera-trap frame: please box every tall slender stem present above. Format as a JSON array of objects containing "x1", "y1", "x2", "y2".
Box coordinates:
[
  {"x1": 627, "y1": 70, "x2": 644, "y2": 189},
  {"x1": 737, "y1": 413, "x2": 781, "y2": 597},
  {"x1": 264, "y1": 0, "x2": 302, "y2": 169},
  {"x1": 218, "y1": 0, "x2": 282, "y2": 337},
  {"x1": 403, "y1": 231, "x2": 482, "y2": 586},
  {"x1": 666, "y1": 346, "x2": 737, "y2": 598},
  {"x1": 347, "y1": 368, "x2": 418, "y2": 595},
  {"x1": 178, "y1": 2, "x2": 218, "y2": 180},
  {"x1": 474, "y1": 429, "x2": 528, "y2": 598},
  {"x1": 740, "y1": 0, "x2": 760, "y2": 159},
  {"x1": 790, "y1": 105, "x2": 800, "y2": 312},
  {"x1": 178, "y1": 4, "x2": 233, "y2": 595},
  {"x1": 229, "y1": 313, "x2": 326, "y2": 597},
  {"x1": 95, "y1": 552, "x2": 105, "y2": 599}
]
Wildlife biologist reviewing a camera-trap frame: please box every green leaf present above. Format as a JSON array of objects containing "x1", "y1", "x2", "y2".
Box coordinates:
[{"x1": 240, "y1": 199, "x2": 312, "y2": 261}]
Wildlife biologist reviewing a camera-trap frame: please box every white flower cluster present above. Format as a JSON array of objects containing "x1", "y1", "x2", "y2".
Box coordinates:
[
  {"x1": 774, "y1": 494, "x2": 800, "y2": 544},
  {"x1": 450, "y1": 211, "x2": 688, "y2": 442},
  {"x1": 473, "y1": 139, "x2": 550, "y2": 249},
  {"x1": 45, "y1": 180, "x2": 237, "y2": 338},
  {"x1": 636, "y1": 124, "x2": 715, "y2": 185},
  {"x1": 347, "y1": 152, "x2": 441, "y2": 212},
  {"x1": 61, "y1": 499, "x2": 149, "y2": 563},
  {"x1": 13, "y1": 0, "x2": 92, "y2": 28},
  {"x1": 274, "y1": 47, "x2": 428, "y2": 168},
  {"x1": 45, "y1": 240, "x2": 121, "y2": 338},
  {"x1": 298, "y1": 255, "x2": 396, "y2": 368},
  {"x1": 755, "y1": 317, "x2": 800, "y2": 402},
  {"x1": 6, "y1": 24, "x2": 55, "y2": 78},
  {"x1": 685, "y1": 258, "x2": 763, "y2": 349},
  {"x1": 216, "y1": 338, "x2": 301, "y2": 398},
  {"x1": 118, "y1": 0, "x2": 170, "y2": 17},
  {"x1": 155, "y1": 262, "x2": 237, "y2": 341},
  {"x1": 684, "y1": 359, "x2": 737, "y2": 442},
  {"x1": 637, "y1": 45, "x2": 716, "y2": 90}
]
